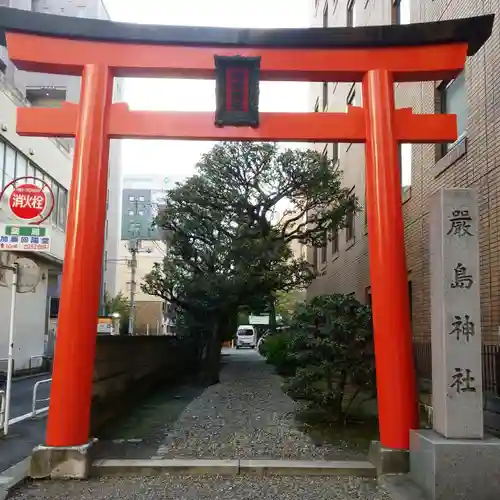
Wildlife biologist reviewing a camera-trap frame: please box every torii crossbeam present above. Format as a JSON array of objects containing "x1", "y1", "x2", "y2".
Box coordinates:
[{"x1": 0, "y1": 7, "x2": 493, "y2": 454}]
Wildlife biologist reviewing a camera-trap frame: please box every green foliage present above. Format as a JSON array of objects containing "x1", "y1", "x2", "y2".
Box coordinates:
[
  {"x1": 275, "y1": 289, "x2": 305, "y2": 322},
  {"x1": 260, "y1": 332, "x2": 296, "y2": 376},
  {"x1": 103, "y1": 291, "x2": 129, "y2": 335},
  {"x1": 141, "y1": 142, "x2": 357, "y2": 384},
  {"x1": 284, "y1": 294, "x2": 375, "y2": 424}
]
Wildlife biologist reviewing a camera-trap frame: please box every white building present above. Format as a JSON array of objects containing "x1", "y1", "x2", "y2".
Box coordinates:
[{"x1": 0, "y1": 1, "x2": 123, "y2": 371}]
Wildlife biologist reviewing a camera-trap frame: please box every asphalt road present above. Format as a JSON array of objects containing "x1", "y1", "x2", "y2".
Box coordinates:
[
  {"x1": 9, "y1": 374, "x2": 51, "y2": 420},
  {"x1": 0, "y1": 374, "x2": 51, "y2": 474}
]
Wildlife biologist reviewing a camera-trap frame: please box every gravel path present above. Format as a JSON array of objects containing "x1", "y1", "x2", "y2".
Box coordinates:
[
  {"x1": 9, "y1": 476, "x2": 393, "y2": 500},
  {"x1": 152, "y1": 349, "x2": 366, "y2": 460}
]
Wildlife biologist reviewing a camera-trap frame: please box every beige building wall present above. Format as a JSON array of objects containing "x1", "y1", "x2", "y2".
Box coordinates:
[
  {"x1": 115, "y1": 239, "x2": 166, "y2": 333},
  {"x1": 308, "y1": 0, "x2": 500, "y2": 347}
]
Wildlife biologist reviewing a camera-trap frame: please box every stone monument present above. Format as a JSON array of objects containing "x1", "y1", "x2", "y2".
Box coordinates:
[{"x1": 410, "y1": 188, "x2": 500, "y2": 499}]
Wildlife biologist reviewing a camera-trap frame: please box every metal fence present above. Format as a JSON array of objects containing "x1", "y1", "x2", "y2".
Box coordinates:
[
  {"x1": 0, "y1": 390, "x2": 5, "y2": 430},
  {"x1": 413, "y1": 341, "x2": 500, "y2": 397}
]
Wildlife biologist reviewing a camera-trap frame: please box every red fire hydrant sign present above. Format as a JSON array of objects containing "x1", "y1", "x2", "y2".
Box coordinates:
[
  {"x1": 0, "y1": 177, "x2": 55, "y2": 252},
  {"x1": 8, "y1": 183, "x2": 46, "y2": 220}
]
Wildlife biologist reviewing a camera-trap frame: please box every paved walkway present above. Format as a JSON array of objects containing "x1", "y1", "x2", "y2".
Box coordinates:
[
  {"x1": 150, "y1": 348, "x2": 367, "y2": 460},
  {"x1": 93, "y1": 348, "x2": 371, "y2": 461}
]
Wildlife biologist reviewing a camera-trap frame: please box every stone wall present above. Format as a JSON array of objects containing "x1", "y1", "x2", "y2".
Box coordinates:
[{"x1": 90, "y1": 335, "x2": 198, "y2": 433}]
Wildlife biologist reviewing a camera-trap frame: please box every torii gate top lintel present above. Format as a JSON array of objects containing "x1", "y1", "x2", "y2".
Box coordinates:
[{"x1": 0, "y1": 8, "x2": 494, "y2": 82}]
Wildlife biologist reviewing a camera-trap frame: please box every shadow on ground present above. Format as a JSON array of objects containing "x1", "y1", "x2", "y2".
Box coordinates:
[{"x1": 93, "y1": 381, "x2": 206, "y2": 460}]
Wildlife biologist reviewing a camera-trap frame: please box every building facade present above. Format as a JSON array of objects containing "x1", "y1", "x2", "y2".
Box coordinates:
[
  {"x1": 117, "y1": 175, "x2": 169, "y2": 334},
  {"x1": 308, "y1": 0, "x2": 500, "y2": 365},
  {"x1": 2, "y1": 0, "x2": 124, "y2": 299},
  {"x1": 0, "y1": 0, "x2": 123, "y2": 370}
]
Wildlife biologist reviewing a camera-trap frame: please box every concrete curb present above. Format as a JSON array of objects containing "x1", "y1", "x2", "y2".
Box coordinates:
[
  {"x1": 0, "y1": 457, "x2": 31, "y2": 500},
  {"x1": 239, "y1": 459, "x2": 377, "y2": 477},
  {"x1": 12, "y1": 372, "x2": 50, "y2": 383},
  {"x1": 92, "y1": 459, "x2": 239, "y2": 476},
  {"x1": 92, "y1": 458, "x2": 376, "y2": 477}
]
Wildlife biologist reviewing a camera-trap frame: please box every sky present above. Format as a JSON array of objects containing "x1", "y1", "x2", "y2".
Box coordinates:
[{"x1": 103, "y1": 0, "x2": 311, "y2": 180}]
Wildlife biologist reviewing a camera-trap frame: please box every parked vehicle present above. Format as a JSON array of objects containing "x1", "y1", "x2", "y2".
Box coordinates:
[{"x1": 235, "y1": 325, "x2": 258, "y2": 349}]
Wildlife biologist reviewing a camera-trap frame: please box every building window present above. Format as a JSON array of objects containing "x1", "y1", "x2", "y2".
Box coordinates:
[
  {"x1": 312, "y1": 245, "x2": 318, "y2": 269},
  {"x1": 347, "y1": 0, "x2": 356, "y2": 27},
  {"x1": 322, "y1": 82, "x2": 328, "y2": 110},
  {"x1": 323, "y1": 1, "x2": 328, "y2": 27},
  {"x1": 139, "y1": 196, "x2": 145, "y2": 202},
  {"x1": 331, "y1": 229, "x2": 339, "y2": 255},
  {"x1": 16, "y1": 153, "x2": 28, "y2": 178},
  {"x1": 0, "y1": 141, "x2": 5, "y2": 189},
  {"x1": 27, "y1": 163, "x2": 35, "y2": 180},
  {"x1": 346, "y1": 84, "x2": 356, "y2": 107},
  {"x1": 50, "y1": 181, "x2": 59, "y2": 226},
  {"x1": 31, "y1": 0, "x2": 43, "y2": 12},
  {"x1": 320, "y1": 145, "x2": 328, "y2": 167},
  {"x1": 392, "y1": 0, "x2": 410, "y2": 25},
  {"x1": 129, "y1": 222, "x2": 140, "y2": 235},
  {"x1": 138, "y1": 210, "x2": 145, "y2": 216},
  {"x1": 320, "y1": 231, "x2": 327, "y2": 263},
  {"x1": 439, "y1": 72, "x2": 467, "y2": 153},
  {"x1": 346, "y1": 210, "x2": 355, "y2": 242},
  {"x1": 346, "y1": 188, "x2": 355, "y2": 242},
  {"x1": 128, "y1": 210, "x2": 134, "y2": 216},
  {"x1": 58, "y1": 189, "x2": 67, "y2": 229},
  {"x1": 4, "y1": 144, "x2": 16, "y2": 185},
  {"x1": 129, "y1": 195, "x2": 135, "y2": 201},
  {"x1": 331, "y1": 142, "x2": 339, "y2": 164},
  {"x1": 399, "y1": 143, "x2": 412, "y2": 200}
]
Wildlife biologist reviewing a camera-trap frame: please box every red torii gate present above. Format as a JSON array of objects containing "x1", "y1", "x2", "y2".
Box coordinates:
[{"x1": 0, "y1": 8, "x2": 493, "y2": 453}]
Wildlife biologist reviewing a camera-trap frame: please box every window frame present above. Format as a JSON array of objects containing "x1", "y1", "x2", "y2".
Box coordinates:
[
  {"x1": 331, "y1": 229, "x2": 339, "y2": 255},
  {"x1": 438, "y1": 73, "x2": 467, "y2": 156},
  {"x1": 346, "y1": 83, "x2": 356, "y2": 107},
  {"x1": 320, "y1": 231, "x2": 328, "y2": 264},
  {"x1": 346, "y1": 0, "x2": 356, "y2": 27},
  {"x1": 345, "y1": 187, "x2": 356, "y2": 243}
]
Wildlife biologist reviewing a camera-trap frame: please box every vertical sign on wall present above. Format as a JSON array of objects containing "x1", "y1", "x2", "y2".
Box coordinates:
[
  {"x1": 430, "y1": 188, "x2": 483, "y2": 438},
  {"x1": 214, "y1": 55, "x2": 260, "y2": 127}
]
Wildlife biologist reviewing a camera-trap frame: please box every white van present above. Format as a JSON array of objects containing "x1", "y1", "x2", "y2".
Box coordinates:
[{"x1": 235, "y1": 325, "x2": 258, "y2": 349}]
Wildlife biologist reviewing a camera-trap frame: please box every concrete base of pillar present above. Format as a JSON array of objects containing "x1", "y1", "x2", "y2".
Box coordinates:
[
  {"x1": 410, "y1": 429, "x2": 500, "y2": 500},
  {"x1": 368, "y1": 440, "x2": 409, "y2": 475},
  {"x1": 30, "y1": 440, "x2": 96, "y2": 479}
]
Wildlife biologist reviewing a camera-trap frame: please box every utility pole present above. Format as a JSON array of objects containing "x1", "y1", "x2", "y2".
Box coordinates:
[
  {"x1": 127, "y1": 238, "x2": 138, "y2": 335},
  {"x1": 125, "y1": 194, "x2": 159, "y2": 335}
]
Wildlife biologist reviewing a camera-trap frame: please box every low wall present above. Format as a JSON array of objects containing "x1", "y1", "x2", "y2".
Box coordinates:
[{"x1": 90, "y1": 335, "x2": 198, "y2": 434}]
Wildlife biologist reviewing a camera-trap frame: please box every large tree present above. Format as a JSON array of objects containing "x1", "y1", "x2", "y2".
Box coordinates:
[{"x1": 142, "y1": 142, "x2": 356, "y2": 384}]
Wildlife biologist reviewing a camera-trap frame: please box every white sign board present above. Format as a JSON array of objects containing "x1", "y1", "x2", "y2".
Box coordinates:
[
  {"x1": 249, "y1": 315, "x2": 282, "y2": 325},
  {"x1": 0, "y1": 224, "x2": 51, "y2": 252},
  {"x1": 249, "y1": 315, "x2": 269, "y2": 325}
]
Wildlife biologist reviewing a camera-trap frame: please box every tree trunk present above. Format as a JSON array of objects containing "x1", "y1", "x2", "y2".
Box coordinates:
[
  {"x1": 331, "y1": 370, "x2": 347, "y2": 423},
  {"x1": 268, "y1": 296, "x2": 277, "y2": 334},
  {"x1": 200, "y1": 321, "x2": 222, "y2": 386}
]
